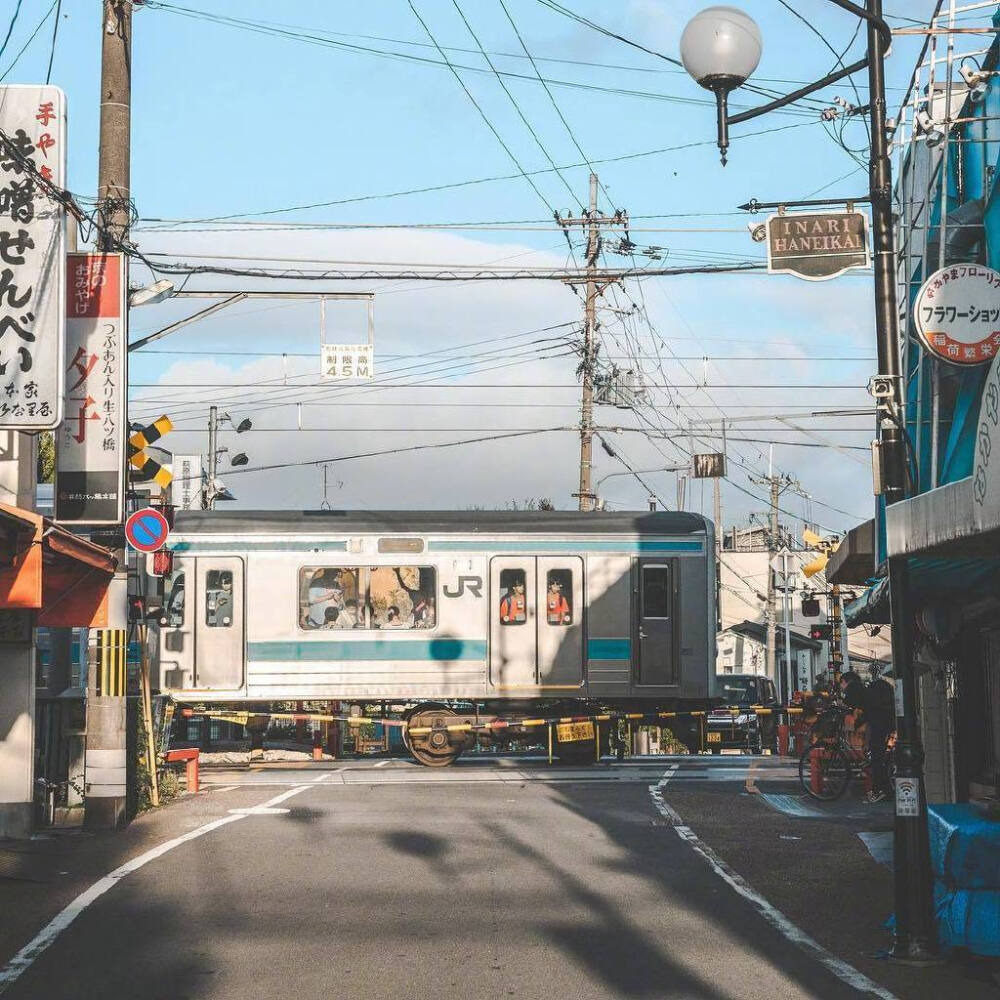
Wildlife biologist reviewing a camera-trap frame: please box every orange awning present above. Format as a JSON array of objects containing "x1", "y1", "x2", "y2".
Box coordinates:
[{"x1": 0, "y1": 502, "x2": 118, "y2": 627}]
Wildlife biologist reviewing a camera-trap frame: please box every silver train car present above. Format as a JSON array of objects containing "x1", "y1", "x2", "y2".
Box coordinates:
[{"x1": 155, "y1": 510, "x2": 716, "y2": 763}]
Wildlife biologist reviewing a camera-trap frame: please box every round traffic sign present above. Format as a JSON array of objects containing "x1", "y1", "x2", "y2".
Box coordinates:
[{"x1": 125, "y1": 507, "x2": 170, "y2": 553}]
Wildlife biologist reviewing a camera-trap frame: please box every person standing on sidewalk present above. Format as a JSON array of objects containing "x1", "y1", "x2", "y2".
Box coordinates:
[{"x1": 864, "y1": 670, "x2": 896, "y2": 804}]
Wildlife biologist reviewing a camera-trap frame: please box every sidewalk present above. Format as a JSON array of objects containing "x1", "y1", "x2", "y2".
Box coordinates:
[{"x1": 662, "y1": 770, "x2": 1000, "y2": 999}]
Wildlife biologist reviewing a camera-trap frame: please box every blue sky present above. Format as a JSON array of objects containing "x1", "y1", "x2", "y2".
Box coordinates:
[{"x1": 2, "y1": 0, "x2": 952, "y2": 530}]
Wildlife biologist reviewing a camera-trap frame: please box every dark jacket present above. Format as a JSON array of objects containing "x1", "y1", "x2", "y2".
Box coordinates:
[
  {"x1": 841, "y1": 674, "x2": 867, "y2": 714},
  {"x1": 864, "y1": 677, "x2": 896, "y2": 729}
]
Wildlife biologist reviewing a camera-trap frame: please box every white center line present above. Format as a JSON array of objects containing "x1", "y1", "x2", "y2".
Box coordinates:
[
  {"x1": 648, "y1": 768, "x2": 899, "y2": 1000},
  {"x1": 0, "y1": 783, "x2": 311, "y2": 995}
]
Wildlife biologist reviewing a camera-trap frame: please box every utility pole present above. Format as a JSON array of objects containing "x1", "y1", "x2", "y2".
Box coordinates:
[
  {"x1": 560, "y1": 173, "x2": 626, "y2": 511},
  {"x1": 206, "y1": 405, "x2": 218, "y2": 510},
  {"x1": 98, "y1": 0, "x2": 132, "y2": 249},
  {"x1": 749, "y1": 470, "x2": 796, "y2": 701},
  {"x1": 85, "y1": 0, "x2": 133, "y2": 831}
]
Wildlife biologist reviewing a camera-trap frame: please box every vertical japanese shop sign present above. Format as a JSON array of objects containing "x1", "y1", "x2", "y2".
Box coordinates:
[
  {"x1": 55, "y1": 253, "x2": 126, "y2": 524},
  {"x1": 0, "y1": 86, "x2": 66, "y2": 429}
]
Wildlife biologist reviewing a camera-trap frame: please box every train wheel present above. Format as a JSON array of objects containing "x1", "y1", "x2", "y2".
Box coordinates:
[{"x1": 403, "y1": 703, "x2": 465, "y2": 767}]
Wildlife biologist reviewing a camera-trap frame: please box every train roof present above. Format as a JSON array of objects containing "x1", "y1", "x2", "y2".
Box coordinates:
[{"x1": 171, "y1": 509, "x2": 711, "y2": 536}]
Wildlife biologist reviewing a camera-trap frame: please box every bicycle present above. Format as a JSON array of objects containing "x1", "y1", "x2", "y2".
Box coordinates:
[{"x1": 798, "y1": 702, "x2": 895, "y2": 801}]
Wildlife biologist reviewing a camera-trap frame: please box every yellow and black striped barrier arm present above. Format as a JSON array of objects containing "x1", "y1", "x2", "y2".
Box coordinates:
[{"x1": 94, "y1": 629, "x2": 128, "y2": 696}]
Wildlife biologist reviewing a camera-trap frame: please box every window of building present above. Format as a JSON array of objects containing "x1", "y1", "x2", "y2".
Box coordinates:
[
  {"x1": 642, "y1": 565, "x2": 671, "y2": 619},
  {"x1": 369, "y1": 566, "x2": 437, "y2": 629},
  {"x1": 499, "y1": 568, "x2": 528, "y2": 626},
  {"x1": 298, "y1": 567, "x2": 362, "y2": 630},
  {"x1": 205, "y1": 569, "x2": 233, "y2": 628},
  {"x1": 545, "y1": 569, "x2": 573, "y2": 626}
]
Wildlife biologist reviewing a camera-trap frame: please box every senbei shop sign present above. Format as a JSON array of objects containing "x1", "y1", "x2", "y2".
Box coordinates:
[{"x1": 766, "y1": 209, "x2": 870, "y2": 281}]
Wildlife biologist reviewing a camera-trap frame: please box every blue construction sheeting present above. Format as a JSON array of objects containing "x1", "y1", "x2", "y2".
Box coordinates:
[
  {"x1": 928, "y1": 804, "x2": 1000, "y2": 956},
  {"x1": 929, "y1": 804, "x2": 1000, "y2": 889},
  {"x1": 934, "y1": 883, "x2": 1000, "y2": 957}
]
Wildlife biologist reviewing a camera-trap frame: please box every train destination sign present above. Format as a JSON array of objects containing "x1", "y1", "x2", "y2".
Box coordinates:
[
  {"x1": 915, "y1": 264, "x2": 1000, "y2": 366},
  {"x1": 765, "y1": 209, "x2": 870, "y2": 281}
]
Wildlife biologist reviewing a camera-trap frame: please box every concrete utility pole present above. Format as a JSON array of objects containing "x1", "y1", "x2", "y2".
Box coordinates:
[
  {"x1": 559, "y1": 174, "x2": 625, "y2": 512},
  {"x1": 207, "y1": 405, "x2": 218, "y2": 510},
  {"x1": 85, "y1": 0, "x2": 133, "y2": 830},
  {"x1": 749, "y1": 470, "x2": 797, "y2": 701},
  {"x1": 97, "y1": 0, "x2": 132, "y2": 249},
  {"x1": 580, "y1": 173, "x2": 598, "y2": 511}
]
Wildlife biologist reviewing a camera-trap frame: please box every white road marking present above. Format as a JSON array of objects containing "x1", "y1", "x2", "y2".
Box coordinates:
[
  {"x1": 374, "y1": 759, "x2": 391, "y2": 768},
  {"x1": 228, "y1": 807, "x2": 291, "y2": 815},
  {"x1": 0, "y1": 784, "x2": 311, "y2": 995},
  {"x1": 649, "y1": 769, "x2": 899, "y2": 1000},
  {"x1": 211, "y1": 785, "x2": 239, "y2": 793},
  {"x1": 311, "y1": 773, "x2": 331, "y2": 782}
]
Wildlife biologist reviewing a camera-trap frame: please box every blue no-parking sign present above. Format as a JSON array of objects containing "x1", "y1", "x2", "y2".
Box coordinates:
[{"x1": 124, "y1": 508, "x2": 170, "y2": 553}]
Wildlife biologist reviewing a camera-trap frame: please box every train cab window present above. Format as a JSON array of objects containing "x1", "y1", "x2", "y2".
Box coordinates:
[
  {"x1": 299, "y1": 567, "x2": 363, "y2": 630},
  {"x1": 642, "y1": 565, "x2": 671, "y2": 619},
  {"x1": 205, "y1": 570, "x2": 234, "y2": 628},
  {"x1": 499, "y1": 569, "x2": 528, "y2": 626},
  {"x1": 164, "y1": 569, "x2": 185, "y2": 627},
  {"x1": 369, "y1": 566, "x2": 436, "y2": 629},
  {"x1": 545, "y1": 569, "x2": 573, "y2": 626}
]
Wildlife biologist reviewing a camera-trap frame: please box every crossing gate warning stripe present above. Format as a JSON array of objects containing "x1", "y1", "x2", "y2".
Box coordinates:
[
  {"x1": 180, "y1": 704, "x2": 805, "y2": 737},
  {"x1": 95, "y1": 629, "x2": 128, "y2": 697},
  {"x1": 128, "y1": 415, "x2": 174, "y2": 488}
]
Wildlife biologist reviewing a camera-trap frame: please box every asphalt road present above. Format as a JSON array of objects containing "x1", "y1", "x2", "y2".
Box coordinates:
[{"x1": 1, "y1": 755, "x2": 912, "y2": 1000}]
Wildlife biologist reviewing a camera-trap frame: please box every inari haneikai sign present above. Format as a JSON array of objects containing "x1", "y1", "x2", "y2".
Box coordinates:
[
  {"x1": 766, "y1": 209, "x2": 870, "y2": 281},
  {"x1": 0, "y1": 85, "x2": 67, "y2": 428},
  {"x1": 55, "y1": 253, "x2": 126, "y2": 524}
]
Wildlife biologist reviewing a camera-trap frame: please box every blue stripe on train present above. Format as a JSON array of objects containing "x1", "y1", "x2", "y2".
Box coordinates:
[
  {"x1": 249, "y1": 639, "x2": 488, "y2": 661},
  {"x1": 587, "y1": 638, "x2": 631, "y2": 660},
  {"x1": 248, "y1": 637, "x2": 632, "y2": 662}
]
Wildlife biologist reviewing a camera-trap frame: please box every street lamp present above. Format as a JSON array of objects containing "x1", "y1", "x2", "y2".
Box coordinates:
[
  {"x1": 679, "y1": 6, "x2": 762, "y2": 165},
  {"x1": 680, "y1": 1, "x2": 937, "y2": 964}
]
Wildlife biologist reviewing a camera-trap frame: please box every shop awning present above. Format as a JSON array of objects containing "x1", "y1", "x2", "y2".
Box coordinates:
[
  {"x1": 0, "y1": 502, "x2": 117, "y2": 627},
  {"x1": 826, "y1": 518, "x2": 876, "y2": 586}
]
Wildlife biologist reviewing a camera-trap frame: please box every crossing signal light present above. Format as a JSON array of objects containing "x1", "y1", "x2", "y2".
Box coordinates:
[
  {"x1": 801, "y1": 597, "x2": 821, "y2": 618},
  {"x1": 809, "y1": 623, "x2": 833, "y2": 641},
  {"x1": 129, "y1": 415, "x2": 174, "y2": 488}
]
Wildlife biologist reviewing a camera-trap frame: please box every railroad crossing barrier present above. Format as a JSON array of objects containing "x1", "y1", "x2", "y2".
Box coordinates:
[{"x1": 178, "y1": 704, "x2": 808, "y2": 758}]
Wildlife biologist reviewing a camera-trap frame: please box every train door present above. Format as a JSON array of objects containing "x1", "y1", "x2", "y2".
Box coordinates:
[
  {"x1": 636, "y1": 559, "x2": 676, "y2": 686},
  {"x1": 193, "y1": 557, "x2": 245, "y2": 690},
  {"x1": 537, "y1": 556, "x2": 584, "y2": 687},
  {"x1": 159, "y1": 558, "x2": 194, "y2": 690},
  {"x1": 489, "y1": 557, "x2": 536, "y2": 687}
]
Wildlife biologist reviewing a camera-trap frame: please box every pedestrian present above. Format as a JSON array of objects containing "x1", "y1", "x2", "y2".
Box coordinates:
[{"x1": 864, "y1": 669, "x2": 896, "y2": 803}]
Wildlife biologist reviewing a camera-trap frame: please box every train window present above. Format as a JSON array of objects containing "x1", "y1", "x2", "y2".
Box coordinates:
[
  {"x1": 299, "y1": 567, "x2": 363, "y2": 630},
  {"x1": 545, "y1": 569, "x2": 573, "y2": 626},
  {"x1": 499, "y1": 569, "x2": 528, "y2": 626},
  {"x1": 369, "y1": 566, "x2": 436, "y2": 629},
  {"x1": 642, "y1": 565, "x2": 671, "y2": 619},
  {"x1": 164, "y1": 569, "x2": 185, "y2": 627},
  {"x1": 205, "y1": 570, "x2": 234, "y2": 628}
]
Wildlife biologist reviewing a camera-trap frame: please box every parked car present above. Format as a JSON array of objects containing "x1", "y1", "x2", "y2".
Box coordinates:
[{"x1": 705, "y1": 674, "x2": 780, "y2": 754}]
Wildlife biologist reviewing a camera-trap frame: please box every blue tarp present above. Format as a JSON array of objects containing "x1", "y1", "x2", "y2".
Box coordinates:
[
  {"x1": 928, "y1": 804, "x2": 1000, "y2": 890},
  {"x1": 935, "y1": 882, "x2": 1000, "y2": 957}
]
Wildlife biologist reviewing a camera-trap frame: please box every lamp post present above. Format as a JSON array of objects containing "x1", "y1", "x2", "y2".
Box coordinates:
[{"x1": 681, "y1": 1, "x2": 937, "y2": 964}]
